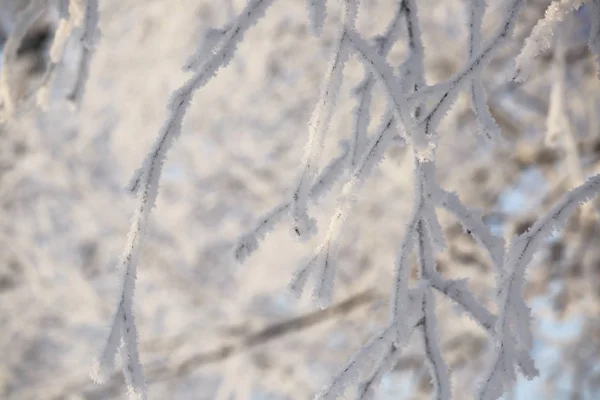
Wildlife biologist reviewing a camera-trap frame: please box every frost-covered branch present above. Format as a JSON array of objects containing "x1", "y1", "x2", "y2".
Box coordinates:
[
  {"x1": 421, "y1": 288, "x2": 451, "y2": 400},
  {"x1": 466, "y1": 0, "x2": 501, "y2": 142},
  {"x1": 289, "y1": 0, "x2": 423, "y2": 306},
  {"x1": 477, "y1": 174, "x2": 600, "y2": 398},
  {"x1": 504, "y1": 174, "x2": 600, "y2": 337},
  {"x1": 127, "y1": 0, "x2": 275, "y2": 194},
  {"x1": 314, "y1": 325, "x2": 396, "y2": 400},
  {"x1": 356, "y1": 342, "x2": 404, "y2": 400},
  {"x1": 390, "y1": 221, "x2": 416, "y2": 339},
  {"x1": 235, "y1": 141, "x2": 350, "y2": 263},
  {"x1": 35, "y1": 0, "x2": 100, "y2": 109},
  {"x1": 66, "y1": 0, "x2": 100, "y2": 108},
  {"x1": 91, "y1": 0, "x2": 600, "y2": 398},
  {"x1": 435, "y1": 188, "x2": 504, "y2": 271},
  {"x1": 291, "y1": 112, "x2": 399, "y2": 307},
  {"x1": 234, "y1": 130, "x2": 407, "y2": 264},
  {"x1": 419, "y1": 0, "x2": 524, "y2": 137},
  {"x1": 91, "y1": 193, "x2": 148, "y2": 398},
  {"x1": 315, "y1": 289, "x2": 424, "y2": 400},
  {"x1": 94, "y1": 1, "x2": 276, "y2": 397},
  {"x1": 291, "y1": 0, "x2": 356, "y2": 238},
  {"x1": 51, "y1": 0, "x2": 87, "y2": 62},
  {"x1": 399, "y1": 0, "x2": 426, "y2": 94},
  {"x1": 476, "y1": 330, "x2": 519, "y2": 400},
  {"x1": 515, "y1": 0, "x2": 587, "y2": 81},
  {"x1": 6, "y1": 0, "x2": 599, "y2": 397},
  {"x1": 416, "y1": 221, "x2": 451, "y2": 400},
  {"x1": 346, "y1": 28, "x2": 428, "y2": 156},
  {"x1": 349, "y1": 0, "x2": 406, "y2": 166},
  {"x1": 390, "y1": 161, "x2": 437, "y2": 341},
  {"x1": 425, "y1": 265, "x2": 538, "y2": 378}
]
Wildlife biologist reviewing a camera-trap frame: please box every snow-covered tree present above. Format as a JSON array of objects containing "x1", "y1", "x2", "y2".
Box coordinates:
[{"x1": 2, "y1": 0, "x2": 600, "y2": 399}]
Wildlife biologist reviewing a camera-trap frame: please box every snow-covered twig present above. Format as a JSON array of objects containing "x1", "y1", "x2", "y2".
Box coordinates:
[
  {"x1": 346, "y1": 28, "x2": 428, "y2": 156},
  {"x1": 390, "y1": 223, "x2": 416, "y2": 338},
  {"x1": 51, "y1": 0, "x2": 86, "y2": 62},
  {"x1": 476, "y1": 330, "x2": 519, "y2": 400},
  {"x1": 66, "y1": 0, "x2": 100, "y2": 108},
  {"x1": 435, "y1": 188, "x2": 504, "y2": 271},
  {"x1": 127, "y1": 0, "x2": 276, "y2": 194},
  {"x1": 504, "y1": 174, "x2": 600, "y2": 338},
  {"x1": 95, "y1": 1, "x2": 276, "y2": 396},
  {"x1": 466, "y1": 0, "x2": 501, "y2": 142},
  {"x1": 291, "y1": 0, "x2": 356, "y2": 238},
  {"x1": 235, "y1": 128, "x2": 406, "y2": 265},
  {"x1": 425, "y1": 271, "x2": 538, "y2": 378},
  {"x1": 35, "y1": 0, "x2": 100, "y2": 109},
  {"x1": 356, "y1": 342, "x2": 404, "y2": 400},
  {"x1": 92, "y1": 194, "x2": 148, "y2": 398},
  {"x1": 314, "y1": 325, "x2": 396, "y2": 400},
  {"x1": 514, "y1": 0, "x2": 586, "y2": 81},
  {"x1": 399, "y1": 0, "x2": 426, "y2": 95},
  {"x1": 478, "y1": 174, "x2": 600, "y2": 398},
  {"x1": 235, "y1": 142, "x2": 350, "y2": 263},
  {"x1": 390, "y1": 162, "x2": 435, "y2": 340},
  {"x1": 416, "y1": 221, "x2": 451, "y2": 400},
  {"x1": 419, "y1": 0, "x2": 524, "y2": 137},
  {"x1": 421, "y1": 288, "x2": 451, "y2": 400},
  {"x1": 184, "y1": 26, "x2": 230, "y2": 72},
  {"x1": 349, "y1": 0, "x2": 406, "y2": 166},
  {"x1": 292, "y1": 112, "x2": 399, "y2": 307},
  {"x1": 89, "y1": 0, "x2": 600, "y2": 398},
  {"x1": 315, "y1": 289, "x2": 424, "y2": 400}
]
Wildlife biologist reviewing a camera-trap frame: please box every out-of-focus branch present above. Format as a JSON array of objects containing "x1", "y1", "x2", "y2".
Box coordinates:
[
  {"x1": 153, "y1": 289, "x2": 376, "y2": 379},
  {"x1": 49, "y1": 289, "x2": 377, "y2": 399}
]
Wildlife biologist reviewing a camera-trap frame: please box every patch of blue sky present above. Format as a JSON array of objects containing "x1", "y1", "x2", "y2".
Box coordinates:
[{"x1": 498, "y1": 167, "x2": 547, "y2": 215}]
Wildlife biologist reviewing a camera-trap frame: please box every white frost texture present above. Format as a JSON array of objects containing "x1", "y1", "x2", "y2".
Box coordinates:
[{"x1": 2, "y1": 0, "x2": 600, "y2": 399}]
